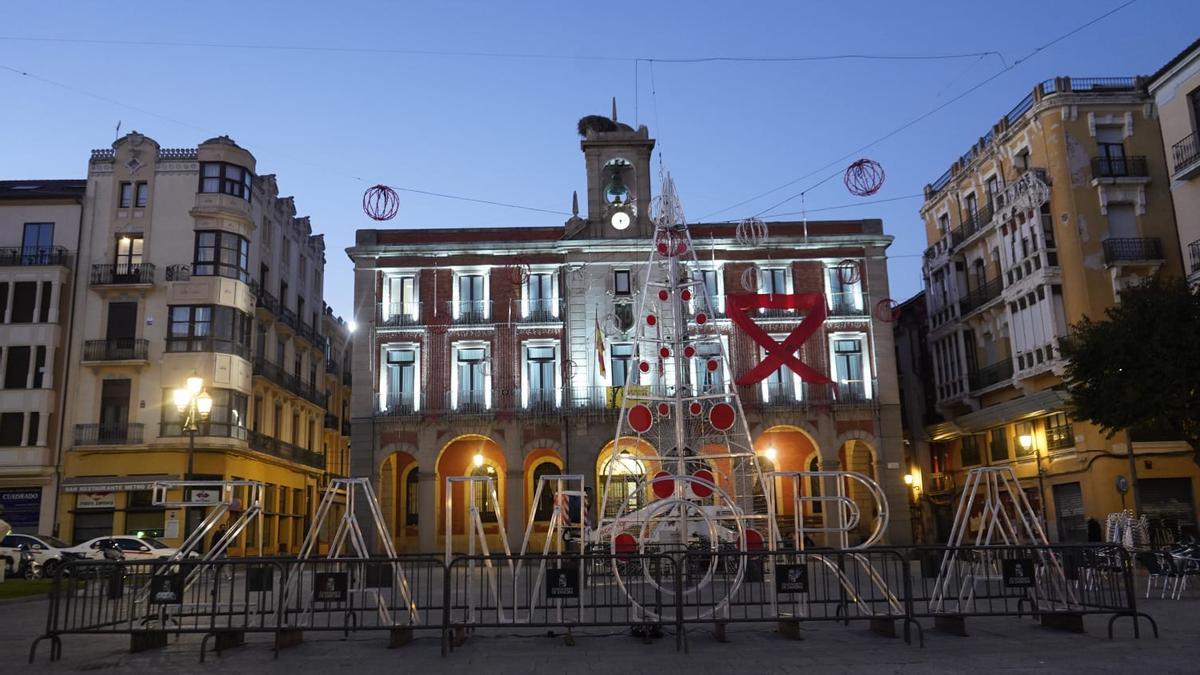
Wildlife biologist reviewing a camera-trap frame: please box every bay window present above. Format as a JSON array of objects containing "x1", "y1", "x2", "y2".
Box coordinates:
[
  {"x1": 199, "y1": 161, "x2": 253, "y2": 202},
  {"x1": 193, "y1": 230, "x2": 250, "y2": 282},
  {"x1": 167, "y1": 305, "x2": 252, "y2": 357}
]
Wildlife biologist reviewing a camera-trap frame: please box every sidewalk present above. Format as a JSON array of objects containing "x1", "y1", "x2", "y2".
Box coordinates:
[{"x1": 6, "y1": 597, "x2": 1199, "y2": 673}]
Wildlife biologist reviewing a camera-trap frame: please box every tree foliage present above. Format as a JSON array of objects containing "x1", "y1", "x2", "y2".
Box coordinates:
[{"x1": 1058, "y1": 277, "x2": 1200, "y2": 463}]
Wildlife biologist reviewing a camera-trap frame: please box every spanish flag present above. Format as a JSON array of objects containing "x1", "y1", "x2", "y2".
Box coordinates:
[{"x1": 595, "y1": 317, "x2": 607, "y2": 378}]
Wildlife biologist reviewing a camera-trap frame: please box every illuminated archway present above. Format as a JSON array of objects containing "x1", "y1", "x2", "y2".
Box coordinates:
[
  {"x1": 434, "y1": 434, "x2": 506, "y2": 550},
  {"x1": 596, "y1": 437, "x2": 655, "y2": 519}
]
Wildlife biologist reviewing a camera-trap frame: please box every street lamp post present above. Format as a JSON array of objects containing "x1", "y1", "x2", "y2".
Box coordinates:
[
  {"x1": 1018, "y1": 426, "x2": 1049, "y2": 537},
  {"x1": 174, "y1": 375, "x2": 213, "y2": 536}
]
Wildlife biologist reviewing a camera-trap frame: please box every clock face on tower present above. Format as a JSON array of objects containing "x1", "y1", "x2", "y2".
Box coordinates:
[{"x1": 611, "y1": 211, "x2": 631, "y2": 230}]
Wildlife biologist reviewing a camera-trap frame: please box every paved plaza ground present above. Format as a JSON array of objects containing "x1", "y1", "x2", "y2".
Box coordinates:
[{"x1": 3, "y1": 590, "x2": 1199, "y2": 673}]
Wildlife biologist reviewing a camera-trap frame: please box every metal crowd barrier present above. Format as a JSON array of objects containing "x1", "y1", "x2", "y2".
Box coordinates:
[
  {"x1": 908, "y1": 544, "x2": 1157, "y2": 639},
  {"x1": 28, "y1": 544, "x2": 1157, "y2": 663}
]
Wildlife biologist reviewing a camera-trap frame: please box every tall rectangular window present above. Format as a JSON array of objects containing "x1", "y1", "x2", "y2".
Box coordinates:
[
  {"x1": 4, "y1": 346, "x2": 30, "y2": 389},
  {"x1": 115, "y1": 235, "x2": 144, "y2": 278},
  {"x1": 32, "y1": 346, "x2": 45, "y2": 388},
  {"x1": 135, "y1": 182, "x2": 149, "y2": 207},
  {"x1": 21, "y1": 223, "x2": 53, "y2": 258},
  {"x1": 764, "y1": 335, "x2": 794, "y2": 402},
  {"x1": 696, "y1": 341, "x2": 724, "y2": 392},
  {"x1": 26, "y1": 412, "x2": 39, "y2": 446},
  {"x1": 0, "y1": 413, "x2": 22, "y2": 446},
  {"x1": 613, "y1": 270, "x2": 631, "y2": 296},
  {"x1": 761, "y1": 268, "x2": 788, "y2": 295},
  {"x1": 38, "y1": 281, "x2": 52, "y2": 323},
  {"x1": 457, "y1": 274, "x2": 485, "y2": 320},
  {"x1": 525, "y1": 345, "x2": 556, "y2": 406},
  {"x1": 832, "y1": 336, "x2": 868, "y2": 400},
  {"x1": 699, "y1": 268, "x2": 721, "y2": 313},
  {"x1": 386, "y1": 276, "x2": 416, "y2": 320},
  {"x1": 826, "y1": 266, "x2": 863, "y2": 315},
  {"x1": 384, "y1": 348, "x2": 416, "y2": 412},
  {"x1": 961, "y1": 434, "x2": 983, "y2": 467},
  {"x1": 526, "y1": 273, "x2": 554, "y2": 319},
  {"x1": 11, "y1": 282, "x2": 36, "y2": 322},
  {"x1": 456, "y1": 346, "x2": 487, "y2": 410},
  {"x1": 990, "y1": 427, "x2": 1010, "y2": 462},
  {"x1": 610, "y1": 343, "x2": 634, "y2": 387},
  {"x1": 119, "y1": 182, "x2": 133, "y2": 208}
]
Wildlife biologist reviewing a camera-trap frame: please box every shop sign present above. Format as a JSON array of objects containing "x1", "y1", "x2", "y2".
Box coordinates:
[
  {"x1": 0, "y1": 488, "x2": 41, "y2": 529},
  {"x1": 76, "y1": 492, "x2": 116, "y2": 509}
]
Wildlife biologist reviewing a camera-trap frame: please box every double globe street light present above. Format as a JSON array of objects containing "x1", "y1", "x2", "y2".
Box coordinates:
[{"x1": 174, "y1": 375, "x2": 212, "y2": 534}]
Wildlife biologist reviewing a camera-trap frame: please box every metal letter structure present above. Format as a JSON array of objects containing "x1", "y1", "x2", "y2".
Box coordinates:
[
  {"x1": 929, "y1": 466, "x2": 1075, "y2": 613},
  {"x1": 287, "y1": 478, "x2": 418, "y2": 626},
  {"x1": 445, "y1": 474, "x2": 514, "y2": 624}
]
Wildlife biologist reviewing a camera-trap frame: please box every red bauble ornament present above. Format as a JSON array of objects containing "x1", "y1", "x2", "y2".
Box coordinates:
[
  {"x1": 652, "y1": 471, "x2": 674, "y2": 499},
  {"x1": 657, "y1": 402, "x2": 670, "y2": 416},
  {"x1": 689, "y1": 401, "x2": 703, "y2": 416},
  {"x1": 639, "y1": 361, "x2": 651, "y2": 373},
  {"x1": 691, "y1": 469, "x2": 715, "y2": 498},
  {"x1": 707, "y1": 359, "x2": 719, "y2": 372},
  {"x1": 658, "y1": 289, "x2": 669, "y2": 301},
  {"x1": 646, "y1": 314, "x2": 657, "y2": 326},
  {"x1": 681, "y1": 289, "x2": 692, "y2": 302},
  {"x1": 659, "y1": 347, "x2": 670, "y2": 358},
  {"x1": 628, "y1": 404, "x2": 653, "y2": 433},
  {"x1": 709, "y1": 402, "x2": 736, "y2": 431},
  {"x1": 695, "y1": 313, "x2": 707, "y2": 325},
  {"x1": 683, "y1": 345, "x2": 696, "y2": 358}
]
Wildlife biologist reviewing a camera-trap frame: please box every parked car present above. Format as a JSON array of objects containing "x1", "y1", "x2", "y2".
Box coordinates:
[
  {"x1": 1, "y1": 533, "x2": 76, "y2": 578},
  {"x1": 64, "y1": 536, "x2": 195, "y2": 562}
]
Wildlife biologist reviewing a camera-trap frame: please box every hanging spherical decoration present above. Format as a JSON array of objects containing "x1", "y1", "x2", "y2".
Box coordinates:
[
  {"x1": 680, "y1": 289, "x2": 692, "y2": 302},
  {"x1": 740, "y1": 267, "x2": 760, "y2": 292},
  {"x1": 646, "y1": 314, "x2": 657, "y2": 326},
  {"x1": 709, "y1": 402, "x2": 736, "y2": 432},
  {"x1": 689, "y1": 401, "x2": 703, "y2": 416},
  {"x1": 683, "y1": 345, "x2": 696, "y2": 359},
  {"x1": 362, "y1": 184, "x2": 400, "y2": 221},
  {"x1": 652, "y1": 471, "x2": 675, "y2": 499},
  {"x1": 875, "y1": 298, "x2": 901, "y2": 323},
  {"x1": 658, "y1": 289, "x2": 670, "y2": 302},
  {"x1": 836, "y1": 259, "x2": 862, "y2": 286},
  {"x1": 735, "y1": 217, "x2": 769, "y2": 246},
  {"x1": 659, "y1": 347, "x2": 670, "y2": 359},
  {"x1": 655, "y1": 229, "x2": 689, "y2": 257},
  {"x1": 844, "y1": 159, "x2": 885, "y2": 197},
  {"x1": 691, "y1": 469, "x2": 715, "y2": 498},
  {"x1": 695, "y1": 312, "x2": 708, "y2": 325},
  {"x1": 639, "y1": 361, "x2": 651, "y2": 373},
  {"x1": 657, "y1": 402, "x2": 671, "y2": 417}
]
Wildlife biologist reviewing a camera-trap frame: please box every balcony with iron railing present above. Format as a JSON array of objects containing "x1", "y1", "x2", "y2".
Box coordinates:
[
  {"x1": 1189, "y1": 239, "x2": 1200, "y2": 277},
  {"x1": 377, "y1": 301, "x2": 423, "y2": 328},
  {"x1": 968, "y1": 358, "x2": 1014, "y2": 392},
  {"x1": 1102, "y1": 237, "x2": 1164, "y2": 265},
  {"x1": 90, "y1": 263, "x2": 155, "y2": 286},
  {"x1": 247, "y1": 429, "x2": 325, "y2": 470},
  {"x1": 949, "y1": 203, "x2": 995, "y2": 249},
  {"x1": 1171, "y1": 130, "x2": 1200, "y2": 179},
  {"x1": 341, "y1": 420, "x2": 350, "y2": 436},
  {"x1": 252, "y1": 356, "x2": 327, "y2": 407},
  {"x1": 1046, "y1": 423, "x2": 1075, "y2": 452},
  {"x1": 828, "y1": 295, "x2": 868, "y2": 317},
  {"x1": 0, "y1": 246, "x2": 69, "y2": 268},
  {"x1": 1090, "y1": 156, "x2": 1149, "y2": 181},
  {"x1": 958, "y1": 276, "x2": 1004, "y2": 317},
  {"x1": 82, "y1": 338, "x2": 150, "y2": 363},
  {"x1": 159, "y1": 421, "x2": 247, "y2": 441},
  {"x1": 74, "y1": 423, "x2": 144, "y2": 446}
]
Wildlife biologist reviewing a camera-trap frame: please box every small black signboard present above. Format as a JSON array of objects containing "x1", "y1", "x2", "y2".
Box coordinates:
[
  {"x1": 776, "y1": 564, "x2": 808, "y2": 594},
  {"x1": 364, "y1": 562, "x2": 395, "y2": 589},
  {"x1": 148, "y1": 573, "x2": 184, "y2": 605},
  {"x1": 1002, "y1": 558, "x2": 1036, "y2": 588},
  {"x1": 247, "y1": 565, "x2": 274, "y2": 592},
  {"x1": 314, "y1": 572, "x2": 348, "y2": 602},
  {"x1": 546, "y1": 567, "x2": 580, "y2": 599}
]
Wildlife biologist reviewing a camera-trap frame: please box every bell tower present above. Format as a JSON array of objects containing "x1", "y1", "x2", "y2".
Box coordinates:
[{"x1": 572, "y1": 99, "x2": 656, "y2": 239}]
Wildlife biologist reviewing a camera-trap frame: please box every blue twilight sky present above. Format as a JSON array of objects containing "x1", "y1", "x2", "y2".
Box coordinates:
[{"x1": 2, "y1": 1, "x2": 1197, "y2": 315}]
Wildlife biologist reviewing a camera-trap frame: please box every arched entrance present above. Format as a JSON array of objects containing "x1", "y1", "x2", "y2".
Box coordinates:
[
  {"x1": 595, "y1": 437, "x2": 655, "y2": 520},
  {"x1": 522, "y1": 449, "x2": 564, "y2": 552},
  {"x1": 435, "y1": 434, "x2": 506, "y2": 553},
  {"x1": 753, "y1": 425, "x2": 821, "y2": 543},
  {"x1": 839, "y1": 438, "x2": 880, "y2": 545},
  {"x1": 378, "y1": 450, "x2": 418, "y2": 550}
]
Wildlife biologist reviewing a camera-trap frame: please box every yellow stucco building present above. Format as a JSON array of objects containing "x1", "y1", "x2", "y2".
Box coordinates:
[
  {"x1": 56, "y1": 133, "x2": 351, "y2": 553},
  {"x1": 915, "y1": 75, "x2": 1197, "y2": 544}
]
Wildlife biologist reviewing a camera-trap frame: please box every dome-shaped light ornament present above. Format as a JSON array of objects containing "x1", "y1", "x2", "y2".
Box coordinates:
[
  {"x1": 362, "y1": 184, "x2": 400, "y2": 221},
  {"x1": 735, "y1": 217, "x2": 769, "y2": 247}
]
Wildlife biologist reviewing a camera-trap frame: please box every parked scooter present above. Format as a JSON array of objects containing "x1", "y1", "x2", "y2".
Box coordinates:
[{"x1": 17, "y1": 543, "x2": 43, "y2": 580}]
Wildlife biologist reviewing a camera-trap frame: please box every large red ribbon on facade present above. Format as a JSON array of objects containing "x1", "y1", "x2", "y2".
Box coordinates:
[{"x1": 726, "y1": 293, "x2": 834, "y2": 386}]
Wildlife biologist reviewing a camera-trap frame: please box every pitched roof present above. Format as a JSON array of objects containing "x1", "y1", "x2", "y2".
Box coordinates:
[{"x1": 0, "y1": 179, "x2": 86, "y2": 201}]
